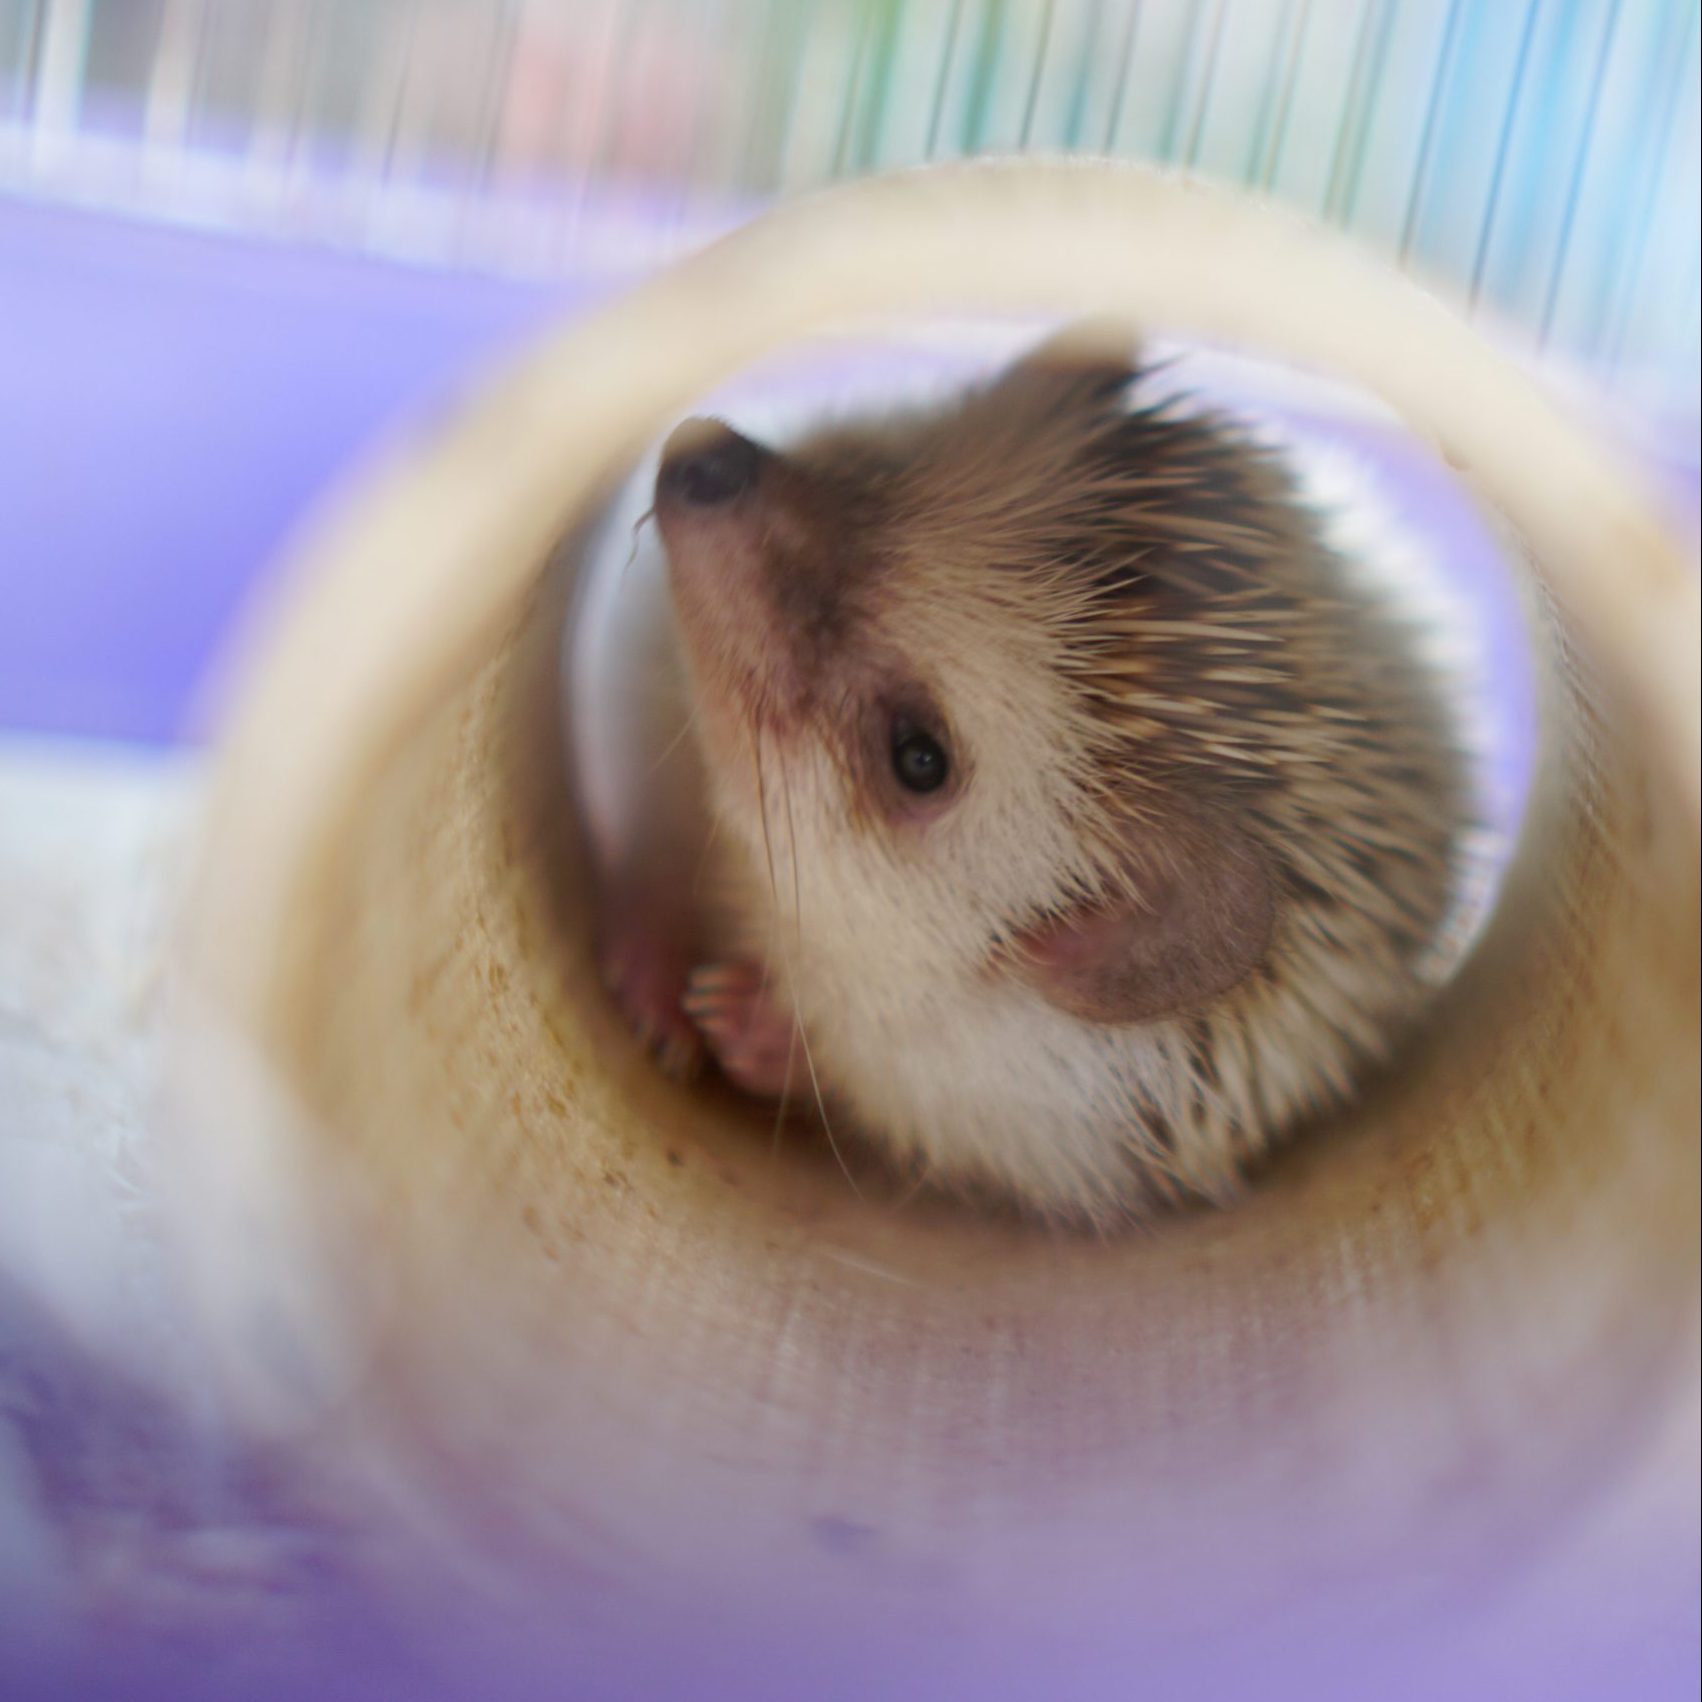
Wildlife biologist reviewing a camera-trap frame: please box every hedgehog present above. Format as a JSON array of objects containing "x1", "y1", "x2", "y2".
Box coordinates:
[{"x1": 586, "y1": 325, "x2": 1474, "y2": 1225}]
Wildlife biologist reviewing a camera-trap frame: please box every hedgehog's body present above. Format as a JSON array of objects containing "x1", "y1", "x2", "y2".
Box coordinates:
[{"x1": 595, "y1": 331, "x2": 1471, "y2": 1223}]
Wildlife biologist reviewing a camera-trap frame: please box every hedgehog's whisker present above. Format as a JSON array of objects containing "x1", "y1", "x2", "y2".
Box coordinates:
[
  {"x1": 752, "y1": 725, "x2": 859, "y2": 1198},
  {"x1": 689, "y1": 804, "x2": 722, "y2": 904},
  {"x1": 622, "y1": 503, "x2": 653, "y2": 571},
  {"x1": 769, "y1": 1016, "x2": 800, "y2": 1160},
  {"x1": 644, "y1": 697, "x2": 702, "y2": 782},
  {"x1": 793, "y1": 998, "x2": 857, "y2": 1198},
  {"x1": 620, "y1": 505, "x2": 656, "y2": 580},
  {"x1": 750, "y1": 722, "x2": 795, "y2": 1160},
  {"x1": 769, "y1": 756, "x2": 807, "y2": 1160},
  {"x1": 752, "y1": 718, "x2": 781, "y2": 923},
  {"x1": 781, "y1": 751, "x2": 805, "y2": 952}
]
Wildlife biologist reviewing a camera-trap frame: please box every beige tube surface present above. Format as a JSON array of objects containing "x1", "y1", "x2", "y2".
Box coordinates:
[{"x1": 167, "y1": 161, "x2": 1698, "y2": 1685}]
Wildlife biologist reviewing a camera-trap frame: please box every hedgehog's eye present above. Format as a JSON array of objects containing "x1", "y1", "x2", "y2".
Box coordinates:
[{"x1": 891, "y1": 719, "x2": 949, "y2": 793}]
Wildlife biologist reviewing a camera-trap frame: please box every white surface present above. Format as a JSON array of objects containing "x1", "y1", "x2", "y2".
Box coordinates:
[{"x1": 0, "y1": 734, "x2": 197, "y2": 1368}]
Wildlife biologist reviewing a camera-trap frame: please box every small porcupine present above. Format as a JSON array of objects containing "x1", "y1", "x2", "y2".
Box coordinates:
[{"x1": 590, "y1": 327, "x2": 1473, "y2": 1224}]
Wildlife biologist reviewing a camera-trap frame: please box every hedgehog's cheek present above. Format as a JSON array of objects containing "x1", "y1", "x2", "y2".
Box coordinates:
[{"x1": 1007, "y1": 823, "x2": 1274, "y2": 1025}]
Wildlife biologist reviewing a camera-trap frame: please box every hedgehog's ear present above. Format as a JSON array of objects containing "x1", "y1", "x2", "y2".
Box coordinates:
[
  {"x1": 1009, "y1": 814, "x2": 1274, "y2": 1026},
  {"x1": 1000, "y1": 319, "x2": 1142, "y2": 412}
]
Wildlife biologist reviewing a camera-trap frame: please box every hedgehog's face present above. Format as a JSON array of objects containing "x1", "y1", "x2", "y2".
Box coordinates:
[
  {"x1": 656, "y1": 328, "x2": 1283, "y2": 1034},
  {"x1": 654, "y1": 408, "x2": 1108, "y2": 975}
]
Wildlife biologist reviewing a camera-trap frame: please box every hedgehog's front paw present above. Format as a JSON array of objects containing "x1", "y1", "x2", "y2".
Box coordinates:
[
  {"x1": 598, "y1": 921, "x2": 705, "y2": 1081},
  {"x1": 683, "y1": 960, "x2": 800, "y2": 1101}
]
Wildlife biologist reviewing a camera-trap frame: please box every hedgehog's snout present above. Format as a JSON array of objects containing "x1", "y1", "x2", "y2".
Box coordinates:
[{"x1": 655, "y1": 416, "x2": 810, "y2": 722}]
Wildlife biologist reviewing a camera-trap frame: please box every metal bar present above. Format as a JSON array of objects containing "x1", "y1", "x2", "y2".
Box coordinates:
[
  {"x1": 1258, "y1": 0, "x2": 1313, "y2": 190},
  {"x1": 831, "y1": 0, "x2": 874, "y2": 176},
  {"x1": 1158, "y1": 0, "x2": 1209, "y2": 161},
  {"x1": 925, "y1": 0, "x2": 967, "y2": 157},
  {"x1": 582, "y1": 0, "x2": 645, "y2": 198},
  {"x1": 959, "y1": 0, "x2": 1009, "y2": 156},
  {"x1": 674, "y1": 0, "x2": 731, "y2": 229},
  {"x1": 8, "y1": 0, "x2": 47, "y2": 121},
  {"x1": 1243, "y1": 0, "x2": 1299, "y2": 182},
  {"x1": 1539, "y1": 0, "x2": 1622, "y2": 346},
  {"x1": 740, "y1": 0, "x2": 807, "y2": 190},
  {"x1": 468, "y1": 0, "x2": 518, "y2": 196},
  {"x1": 1400, "y1": 0, "x2": 1467, "y2": 262},
  {"x1": 29, "y1": 0, "x2": 89, "y2": 149},
  {"x1": 143, "y1": 0, "x2": 199, "y2": 154},
  {"x1": 1337, "y1": 0, "x2": 1397, "y2": 225},
  {"x1": 1101, "y1": 0, "x2": 1141, "y2": 151},
  {"x1": 1019, "y1": 0, "x2": 1057, "y2": 148},
  {"x1": 1322, "y1": 0, "x2": 1385, "y2": 223},
  {"x1": 1603, "y1": 0, "x2": 1698, "y2": 369},
  {"x1": 355, "y1": 0, "x2": 416, "y2": 183},
  {"x1": 249, "y1": 0, "x2": 305, "y2": 172},
  {"x1": 1469, "y1": 0, "x2": 1544, "y2": 307},
  {"x1": 1062, "y1": 0, "x2": 1106, "y2": 150},
  {"x1": 1183, "y1": 0, "x2": 1230, "y2": 170},
  {"x1": 854, "y1": 0, "x2": 905, "y2": 171}
]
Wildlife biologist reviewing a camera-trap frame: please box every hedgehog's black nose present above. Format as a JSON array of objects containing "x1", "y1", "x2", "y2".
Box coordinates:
[{"x1": 657, "y1": 419, "x2": 766, "y2": 509}]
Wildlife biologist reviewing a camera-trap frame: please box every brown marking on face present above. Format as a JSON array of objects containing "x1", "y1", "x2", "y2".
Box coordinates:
[{"x1": 656, "y1": 417, "x2": 894, "y2": 740}]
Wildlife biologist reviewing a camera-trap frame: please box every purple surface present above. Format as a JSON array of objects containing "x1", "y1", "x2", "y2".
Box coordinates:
[{"x1": 0, "y1": 196, "x2": 594, "y2": 743}]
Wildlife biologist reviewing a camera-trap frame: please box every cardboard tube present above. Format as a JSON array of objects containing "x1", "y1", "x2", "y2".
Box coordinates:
[{"x1": 166, "y1": 161, "x2": 1698, "y2": 1690}]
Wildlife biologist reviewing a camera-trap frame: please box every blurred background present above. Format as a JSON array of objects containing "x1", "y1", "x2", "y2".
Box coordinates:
[
  {"x1": 1, "y1": 0, "x2": 1697, "y2": 740},
  {"x1": 4, "y1": 0, "x2": 1699, "y2": 351}
]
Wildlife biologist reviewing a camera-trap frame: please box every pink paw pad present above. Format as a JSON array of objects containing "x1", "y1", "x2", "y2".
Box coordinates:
[{"x1": 682, "y1": 960, "x2": 801, "y2": 1101}]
